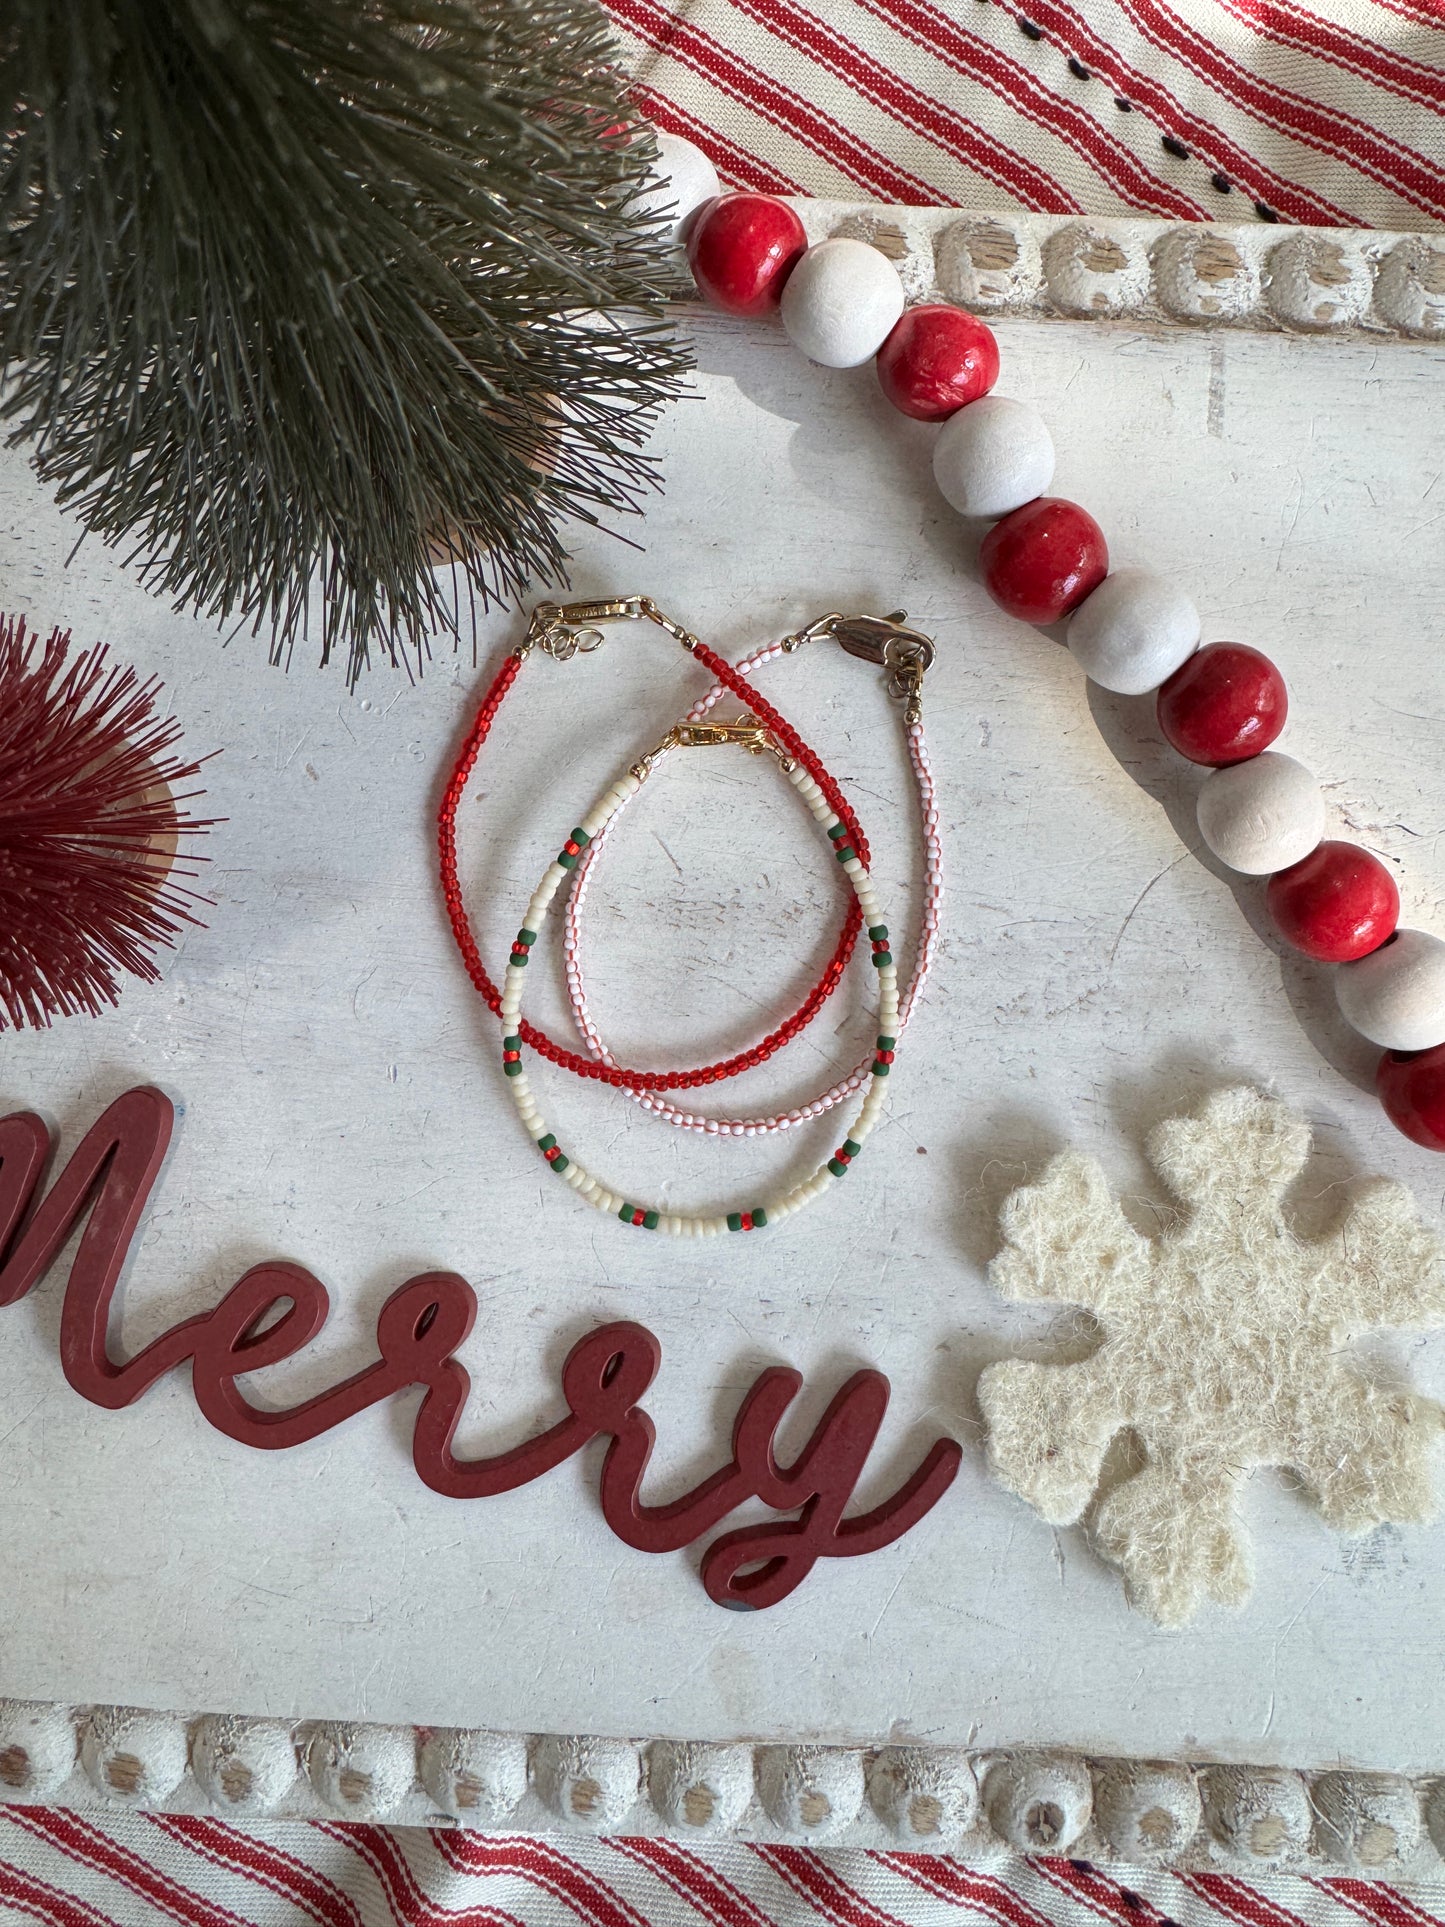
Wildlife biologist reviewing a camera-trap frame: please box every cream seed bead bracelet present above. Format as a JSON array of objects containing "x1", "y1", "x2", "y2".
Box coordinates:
[
  {"x1": 561, "y1": 612, "x2": 943, "y2": 1137},
  {"x1": 648, "y1": 134, "x2": 1445, "y2": 1156},
  {"x1": 499, "y1": 719, "x2": 902, "y2": 1235}
]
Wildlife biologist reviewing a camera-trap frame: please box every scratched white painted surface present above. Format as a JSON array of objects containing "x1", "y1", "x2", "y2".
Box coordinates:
[{"x1": 0, "y1": 309, "x2": 1443, "y2": 1770}]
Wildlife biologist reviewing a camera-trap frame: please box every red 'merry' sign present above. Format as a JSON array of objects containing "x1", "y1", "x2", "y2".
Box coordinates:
[{"x1": 0, "y1": 1087, "x2": 961, "y2": 1610}]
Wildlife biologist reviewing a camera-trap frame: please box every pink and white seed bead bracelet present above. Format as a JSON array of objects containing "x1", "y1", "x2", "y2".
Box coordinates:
[
  {"x1": 562, "y1": 620, "x2": 944, "y2": 1136},
  {"x1": 646, "y1": 133, "x2": 1445, "y2": 1156},
  {"x1": 500, "y1": 727, "x2": 903, "y2": 1234}
]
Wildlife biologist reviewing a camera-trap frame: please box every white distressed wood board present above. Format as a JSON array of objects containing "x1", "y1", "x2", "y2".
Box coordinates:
[{"x1": 0, "y1": 308, "x2": 1443, "y2": 1771}]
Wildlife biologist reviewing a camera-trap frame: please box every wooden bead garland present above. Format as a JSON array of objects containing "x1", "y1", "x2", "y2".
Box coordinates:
[
  {"x1": 1267, "y1": 842, "x2": 1400, "y2": 964},
  {"x1": 499, "y1": 731, "x2": 902, "y2": 1234},
  {"x1": 979, "y1": 497, "x2": 1109, "y2": 625},
  {"x1": 1065, "y1": 566, "x2": 1200, "y2": 697},
  {"x1": 779, "y1": 236, "x2": 906, "y2": 368},
  {"x1": 877, "y1": 304, "x2": 999, "y2": 421},
  {"x1": 1335, "y1": 930, "x2": 1445, "y2": 1052},
  {"x1": 672, "y1": 157, "x2": 1445, "y2": 1149},
  {"x1": 1157, "y1": 642, "x2": 1289, "y2": 766},
  {"x1": 932, "y1": 397, "x2": 1054, "y2": 519},
  {"x1": 639, "y1": 134, "x2": 720, "y2": 243},
  {"x1": 1195, "y1": 752, "x2": 1326, "y2": 876},
  {"x1": 686, "y1": 193, "x2": 805, "y2": 316}
]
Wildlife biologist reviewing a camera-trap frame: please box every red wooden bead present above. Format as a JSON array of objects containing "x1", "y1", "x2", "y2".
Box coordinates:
[
  {"x1": 979, "y1": 498, "x2": 1108, "y2": 626},
  {"x1": 1266, "y1": 841, "x2": 1401, "y2": 963},
  {"x1": 686, "y1": 194, "x2": 807, "y2": 316},
  {"x1": 1377, "y1": 1043, "x2": 1445, "y2": 1152},
  {"x1": 1156, "y1": 642, "x2": 1289, "y2": 766},
  {"x1": 875, "y1": 305, "x2": 1000, "y2": 420}
]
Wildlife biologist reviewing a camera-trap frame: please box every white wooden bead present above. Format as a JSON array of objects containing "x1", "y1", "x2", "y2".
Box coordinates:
[
  {"x1": 1336, "y1": 929, "x2": 1445, "y2": 1051},
  {"x1": 1066, "y1": 567, "x2": 1200, "y2": 695},
  {"x1": 932, "y1": 396, "x2": 1054, "y2": 519},
  {"x1": 636, "y1": 133, "x2": 720, "y2": 242},
  {"x1": 1195, "y1": 753, "x2": 1325, "y2": 875},
  {"x1": 779, "y1": 239, "x2": 905, "y2": 368}
]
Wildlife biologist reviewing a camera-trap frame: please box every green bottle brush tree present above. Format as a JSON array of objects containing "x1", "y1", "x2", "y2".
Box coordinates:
[{"x1": 0, "y1": 0, "x2": 691, "y2": 682}]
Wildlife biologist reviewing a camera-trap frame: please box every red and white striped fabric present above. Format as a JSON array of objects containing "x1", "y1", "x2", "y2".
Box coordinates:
[
  {"x1": 2, "y1": 1808, "x2": 1444, "y2": 1927},
  {"x1": 605, "y1": 0, "x2": 1445, "y2": 227}
]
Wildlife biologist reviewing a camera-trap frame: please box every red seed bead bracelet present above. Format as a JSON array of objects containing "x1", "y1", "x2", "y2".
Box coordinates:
[
  {"x1": 437, "y1": 597, "x2": 872, "y2": 1092},
  {"x1": 666, "y1": 156, "x2": 1445, "y2": 1150}
]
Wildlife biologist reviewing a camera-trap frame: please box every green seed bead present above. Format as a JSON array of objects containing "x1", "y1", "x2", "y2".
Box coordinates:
[
  {"x1": 751, "y1": 1208, "x2": 768, "y2": 1229},
  {"x1": 827, "y1": 1157, "x2": 847, "y2": 1176},
  {"x1": 518, "y1": 929, "x2": 537, "y2": 946},
  {"x1": 727, "y1": 1211, "x2": 743, "y2": 1232},
  {"x1": 618, "y1": 1201, "x2": 633, "y2": 1222},
  {"x1": 571, "y1": 828, "x2": 591, "y2": 848},
  {"x1": 503, "y1": 1060, "x2": 523, "y2": 1077},
  {"x1": 843, "y1": 1139, "x2": 861, "y2": 1157},
  {"x1": 643, "y1": 1210, "x2": 660, "y2": 1230},
  {"x1": 876, "y1": 1035, "x2": 896, "y2": 1051},
  {"x1": 868, "y1": 924, "x2": 889, "y2": 941},
  {"x1": 551, "y1": 1152, "x2": 570, "y2": 1173},
  {"x1": 538, "y1": 1134, "x2": 556, "y2": 1152},
  {"x1": 834, "y1": 845, "x2": 857, "y2": 865},
  {"x1": 871, "y1": 950, "x2": 893, "y2": 969},
  {"x1": 503, "y1": 1035, "x2": 521, "y2": 1051},
  {"x1": 827, "y1": 820, "x2": 847, "y2": 841},
  {"x1": 872, "y1": 1060, "x2": 891, "y2": 1077},
  {"x1": 557, "y1": 851, "x2": 577, "y2": 870}
]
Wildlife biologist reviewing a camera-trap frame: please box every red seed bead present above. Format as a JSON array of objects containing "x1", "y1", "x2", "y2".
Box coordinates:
[
  {"x1": 1266, "y1": 841, "x2": 1400, "y2": 964},
  {"x1": 1157, "y1": 642, "x2": 1289, "y2": 766},
  {"x1": 1378, "y1": 1045, "x2": 1445, "y2": 1151},
  {"x1": 687, "y1": 194, "x2": 807, "y2": 316},
  {"x1": 875, "y1": 304, "x2": 1000, "y2": 421},
  {"x1": 979, "y1": 498, "x2": 1108, "y2": 626}
]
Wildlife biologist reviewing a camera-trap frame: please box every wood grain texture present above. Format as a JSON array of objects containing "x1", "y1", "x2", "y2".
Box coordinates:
[{"x1": 0, "y1": 307, "x2": 1442, "y2": 1769}]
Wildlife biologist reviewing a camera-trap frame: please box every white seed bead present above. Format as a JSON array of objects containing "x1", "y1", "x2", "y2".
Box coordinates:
[
  {"x1": 637, "y1": 133, "x2": 720, "y2": 242},
  {"x1": 501, "y1": 753, "x2": 899, "y2": 1235},
  {"x1": 932, "y1": 396, "x2": 1054, "y2": 519},
  {"x1": 1336, "y1": 929, "x2": 1445, "y2": 1051},
  {"x1": 1065, "y1": 567, "x2": 1200, "y2": 695},
  {"x1": 780, "y1": 238, "x2": 906, "y2": 368},
  {"x1": 1196, "y1": 752, "x2": 1325, "y2": 875}
]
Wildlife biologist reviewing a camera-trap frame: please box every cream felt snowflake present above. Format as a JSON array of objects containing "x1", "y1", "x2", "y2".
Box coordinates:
[{"x1": 978, "y1": 1086, "x2": 1445, "y2": 1627}]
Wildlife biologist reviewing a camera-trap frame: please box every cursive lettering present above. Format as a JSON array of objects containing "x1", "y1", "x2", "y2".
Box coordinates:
[{"x1": 0, "y1": 1088, "x2": 962, "y2": 1608}]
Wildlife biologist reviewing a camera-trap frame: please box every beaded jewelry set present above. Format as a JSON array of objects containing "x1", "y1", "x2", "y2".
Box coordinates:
[
  {"x1": 438, "y1": 597, "x2": 941, "y2": 1233},
  {"x1": 439, "y1": 131, "x2": 1445, "y2": 1227}
]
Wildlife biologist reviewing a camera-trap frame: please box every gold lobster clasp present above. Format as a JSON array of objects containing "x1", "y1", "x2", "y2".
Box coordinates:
[
  {"x1": 518, "y1": 596, "x2": 647, "y2": 660},
  {"x1": 632, "y1": 714, "x2": 787, "y2": 781},
  {"x1": 516, "y1": 595, "x2": 704, "y2": 661},
  {"x1": 826, "y1": 612, "x2": 935, "y2": 722},
  {"x1": 671, "y1": 718, "x2": 773, "y2": 751}
]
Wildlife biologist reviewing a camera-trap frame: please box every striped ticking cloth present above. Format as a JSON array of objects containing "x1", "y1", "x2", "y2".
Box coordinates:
[
  {"x1": 1, "y1": 1809, "x2": 1443, "y2": 1927},
  {"x1": 605, "y1": 0, "x2": 1445, "y2": 226}
]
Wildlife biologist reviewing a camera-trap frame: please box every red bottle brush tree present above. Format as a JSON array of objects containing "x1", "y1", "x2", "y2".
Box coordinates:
[{"x1": 0, "y1": 618, "x2": 210, "y2": 1028}]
